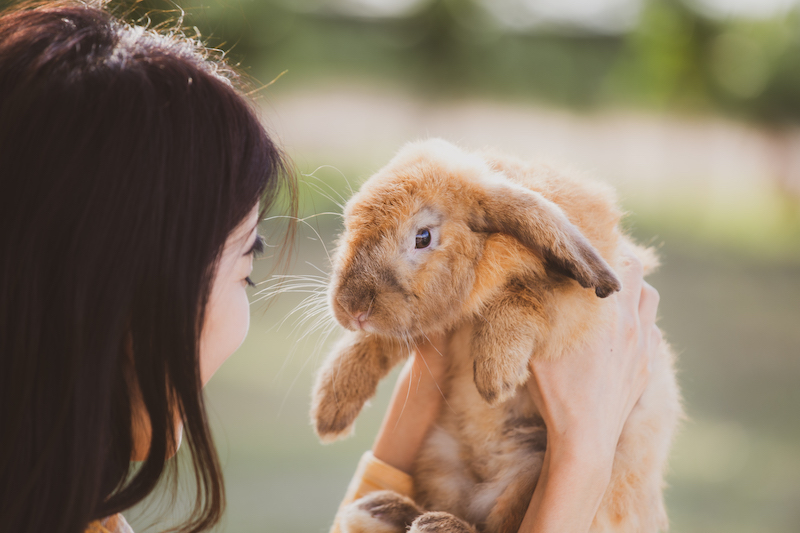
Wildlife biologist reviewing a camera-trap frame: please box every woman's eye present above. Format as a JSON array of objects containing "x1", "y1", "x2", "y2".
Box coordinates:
[
  {"x1": 246, "y1": 235, "x2": 266, "y2": 258},
  {"x1": 250, "y1": 235, "x2": 267, "y2": 257},
  {"x1": 415, "y1": 229, "x2": 431, "y2": 249}
]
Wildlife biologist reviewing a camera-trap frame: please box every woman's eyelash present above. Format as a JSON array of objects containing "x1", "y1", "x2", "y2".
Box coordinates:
[
  {"x1": 246, "y1": 234, "x2": 266, "y2": 257},
  {"x1": 245, "y1": 276, "x2": 256, "y2": 288}
]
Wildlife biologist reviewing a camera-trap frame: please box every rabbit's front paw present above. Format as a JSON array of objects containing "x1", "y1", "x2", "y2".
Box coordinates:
[
  {"x1": 311, "y1": 331, "x2": 404, "y2": 443},
  {"x1": 340, "y1": 490, "x2": 422, "y2": 533},
  {"x1": 473, "y1": 355, "x2": 526, "y2": 406},
  {"x1": 311, "y1": 384, "x2": 363, "y2": 442},
  {"x1": 409, "y1": 512, "x2": 477, "y2": 533},
  {"x1": 470, "y1": 285, "x2": 539, "y2": 406}
]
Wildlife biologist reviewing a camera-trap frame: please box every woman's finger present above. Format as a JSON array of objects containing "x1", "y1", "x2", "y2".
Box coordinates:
[{"x1": 639, "y1": 281, "x2": 660, "y2": 329}]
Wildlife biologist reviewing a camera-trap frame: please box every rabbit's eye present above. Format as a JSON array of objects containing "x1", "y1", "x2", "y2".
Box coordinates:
[{"x1": 416, "y1": 229, "x2": 431, "y2": 249}]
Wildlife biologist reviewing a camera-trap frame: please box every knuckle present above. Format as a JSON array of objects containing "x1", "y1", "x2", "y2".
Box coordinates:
[
  {"x1": 627, "y1": 253, "x2": 644, "y2": 275},
  {"x1": 619, "y1": 256, "x2": 644, "y2": 294}
]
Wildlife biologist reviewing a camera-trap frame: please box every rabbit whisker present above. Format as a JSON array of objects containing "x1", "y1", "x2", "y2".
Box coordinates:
[
  {"x1": 280, "y1": 293, "x2": 328, "y2": 329},
  {"x1": 306, "y1": 261, "x2": 330, "y2": 277},
  {"x1": 304, "y1": 180, "x2": 346, "y2": 212},
  {"x1": 253, "y1": 284, "x2": 325, "y2": 299},
  {"x1": 259, "y1": 215, "x2": 336, "y2": 267},
  {"x1": 289, "y1": 305, "x2": 331, "y2": 337},
  {"x1": 271, "y1": 306, "x2": 335, "y2": 386},
  {"x1": 303, "y1": 166, "x2": 351, "y2": 205},
  {"x1": 306, "y1": 164, "x2": 355, "y2": 198},
  {"x1": 249, "y1": 286, "x2": 325, "y2": 307},
  {"x1": 278, "y1": 337, "x2": 328, "y2": 417},
  {"x1": 252, "y1": 276, "x2": 327, "y2": 297},
  {"x1": 393, "y1": 338, "x2": 415, "y2": 432}
]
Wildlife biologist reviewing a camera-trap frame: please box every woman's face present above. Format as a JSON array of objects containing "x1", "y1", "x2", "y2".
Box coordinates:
[
  {"x1": 131, "y1": 204, "x2": 261, "y2": 460},
  {"x1": 199, "y1": 204, "x2": 261, "y2": 384}
]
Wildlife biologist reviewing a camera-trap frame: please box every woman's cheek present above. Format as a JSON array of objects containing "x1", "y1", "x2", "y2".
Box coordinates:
[{"x1": 200, "y1": 277, "x2": 251, "y2": 386}]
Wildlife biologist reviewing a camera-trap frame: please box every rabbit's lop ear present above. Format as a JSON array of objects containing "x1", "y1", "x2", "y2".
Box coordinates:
[{"x1": 470, "y1": 180, "x2": 621, "y2": 298}]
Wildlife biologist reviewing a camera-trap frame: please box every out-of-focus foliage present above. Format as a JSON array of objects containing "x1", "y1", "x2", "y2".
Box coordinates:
[
  {"x1": 85, "y1": 0, "x2": 800, "y2": 124},
  {"x1": 5, "y1": 0, "x2": 798, "y2": 122},
  {"x1": 107, "y1": 0, "x2": 625, "y2": 107},
  {"x1": 612, "y1": 0, "x2": 800, "y2": 124}
]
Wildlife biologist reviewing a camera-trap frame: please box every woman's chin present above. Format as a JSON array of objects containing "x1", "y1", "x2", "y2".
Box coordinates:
[
  {"x1": 130, "y1": 420, "x2": 184, "y2": 462},
  {"x1": 169, "y1": 422, "x2": 184, "y2": 459}
]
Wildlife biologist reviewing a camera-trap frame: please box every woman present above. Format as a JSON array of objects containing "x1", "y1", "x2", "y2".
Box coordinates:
[
  {"x1": 0, "y1": 2, "x2": 294, "y2": 531},
  {"x1": 0, "y1": 2, "x2": 661, "y2": 533}
]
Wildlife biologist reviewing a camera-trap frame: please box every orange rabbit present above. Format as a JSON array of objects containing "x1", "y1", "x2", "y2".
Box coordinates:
[{"x1": 311, "y1": 139, "x2": 681, "y2": 533}]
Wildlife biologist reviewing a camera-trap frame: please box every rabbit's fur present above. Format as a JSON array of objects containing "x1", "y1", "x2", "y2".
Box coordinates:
[{"x1": 311, "y1": 139, "x2": 681, "y2": 533}]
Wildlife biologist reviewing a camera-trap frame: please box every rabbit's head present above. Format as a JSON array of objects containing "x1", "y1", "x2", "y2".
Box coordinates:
[{"x1": 328, "y1": 139, "x2": 620, "y2": 340}]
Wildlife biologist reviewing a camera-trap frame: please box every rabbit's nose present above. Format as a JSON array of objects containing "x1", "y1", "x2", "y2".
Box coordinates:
[
  {"x1": 336, "y1": 292, "x2": 370, "y2": 315},
  {"x1": 354, "y1": 311, "x2": 369, "y2": 324}
]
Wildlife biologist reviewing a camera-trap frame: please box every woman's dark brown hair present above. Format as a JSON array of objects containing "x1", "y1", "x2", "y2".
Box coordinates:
[{"x1": 0, "y1": 2, "x2": 295, "y2": 532}]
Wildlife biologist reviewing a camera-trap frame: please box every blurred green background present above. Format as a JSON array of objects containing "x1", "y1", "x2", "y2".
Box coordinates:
[{"x1": 105, "y1": 0, "x2": 799, "y2": 531}]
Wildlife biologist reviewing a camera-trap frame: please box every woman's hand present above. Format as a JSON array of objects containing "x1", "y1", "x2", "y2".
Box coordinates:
[
  {"x1": 529, "y1": 247, "x2": 660, "y2": 461},
  {"x1": 372, "y1": 334, "x2": 450, "y2": 474},
  {"x1": 519, "y1": 246, "x2": 662, "y2": 533}
]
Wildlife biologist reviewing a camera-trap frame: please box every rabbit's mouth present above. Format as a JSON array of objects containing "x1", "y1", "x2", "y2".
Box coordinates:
[
  {"x1": 331, "y1": 294, "x2": 383, "y2": 334},
  {"x1": 331, "y1": 291, "x2": 418, "y2": 338},
  {"x1": 336, "y1": 308, "x2": 395, "y2": 335},
  {"x1": 347, "y1": 309, "x2": 376, "y2": 332}
]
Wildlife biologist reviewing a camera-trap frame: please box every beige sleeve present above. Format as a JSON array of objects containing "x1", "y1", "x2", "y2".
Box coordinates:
[{"x1": 329, "y1": 450, "x2": 415, "y2": 533}]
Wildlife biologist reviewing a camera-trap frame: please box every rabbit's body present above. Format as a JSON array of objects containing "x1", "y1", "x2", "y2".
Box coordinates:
[
  {"x1": 412, "y1": 315, "x2": 679, "y2": 533},
  {"x1": 312, "y1": 139, "x2": 681, "y2": 533},
  {"x1": 414, "y1": 343, "x2": 545, "y2": 531}
]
